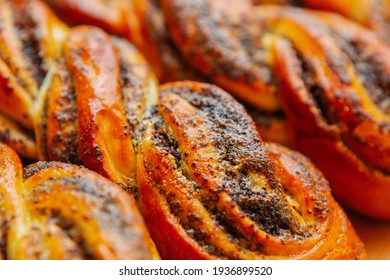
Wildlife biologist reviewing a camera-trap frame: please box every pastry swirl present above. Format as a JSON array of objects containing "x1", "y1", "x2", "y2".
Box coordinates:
[
  {"x1": 0, "y1": 0, "x2": 68, "y2": 159},
  {"x1": 270, "y1": 9, "x2": 390, "y2": 220},
  {"x1": 0, "y1": 143, "x2": 159, "y2": 259},
  {"x1": 137, "y1": 81, "x2": 366, "y2": 259}
]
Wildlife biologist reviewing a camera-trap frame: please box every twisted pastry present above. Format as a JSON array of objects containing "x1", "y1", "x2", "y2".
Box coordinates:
[
  {"x1": 137, "y1": 81, "x2": 366, "y2": 259},
  {"x1": 0, "y1": 0, "x2": 68, "y2": 159},
  {"x1": 269, "y1": 8, "x2": 390, "y2": 220},
  {"x1": 160, "y1": 0, "x2": 295, "y2": 146},
  {"x1": 34, "y1": 24, "x2": 158, "y2": 194},
  {"x1": 0, "y1": 143, "x2": 159, "y2": 259},
  {"x1": 0, "y1": 0, "x2": 157, "y2": 192},
  {"x1": 160, "y1": 0, "x2": 390, "y2": 220},
  {"x1": 161, "y1": 0, "x2": 278, "y2": 111},
  {"x1": 0, "y1": 0, "x2": 68, "y2": 128}
]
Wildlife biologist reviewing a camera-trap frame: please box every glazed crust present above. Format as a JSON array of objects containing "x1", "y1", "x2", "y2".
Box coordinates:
[
  {"x1": 34, "y1": 25, "x2": 159, "y2": 193},
  {"x1": 44, "y1": 0, "x2": 199, "y2": 83},
  {"x1": 0, "y1": 143, "x2": 159, "y2": 260},
  {"x1": 161, "y1": 0, "x2": 280, "y2": 112},
  {"x1": 0, "y1": 0, "x2": 68, "y2": 129},
  {"x1": 267, "y1": 8, "x2": 390, "y2": 219},
  {"x1": 160, "y1": 0, "x2": 295, "y2": 145},
  {"x1": 137, "y1": 81, "x2": 366, "y2": 259}
]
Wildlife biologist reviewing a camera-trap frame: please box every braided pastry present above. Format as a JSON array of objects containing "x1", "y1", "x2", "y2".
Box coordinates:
[
  {"x1": 33, "y1": 24, "x2": 158, "y2": 195},
  {"x1": 137, "y1": 81, "x2": 366, "y2": 259},
  {"x1": 0, "y1": 143, "x2": 159, "y2": 259}
]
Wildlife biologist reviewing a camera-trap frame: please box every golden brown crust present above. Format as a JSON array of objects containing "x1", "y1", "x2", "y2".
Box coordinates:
[
  {"x1": 137, "y1": 81, "x2": 366, "y2": 259},
  {"x1": 160, "y1": 0, "x2": 390, "y2": 220},
  {"x1": 0, "y1": 143, "x2": 160, "y2": 259},
  {"x1": 160, "y1": 0, "x2": 295, "y2": 144},
  {"x1": 0, "y1": 0, "x2": 69, "y2": 160},
  {"x1": 41, "y1": 0, "x2": 292, "y2": 145},
  {"x1": 268, "y1": 7, "x2": 390, "y2": 219},
  {"x1": 33, "y1": 24, "x2": 158, "y2": 192},
  {"x1": 161, "y1": 0, "x2": 280, "y2": 112},
  {"x1": 42, "y1": 54, "x2": 81, "y2": 164},
  {"x1": 65, "y1": 26, "x2": 138, "y2": 186},
  {"x1": 0, "y1": 0, "x2": 68, "y2": 129},
  {"x1": 123, "y1": 0, "x2": 201, "y2": 82},
  {"x1": 44, "y1": 0, "x2": 200, "y2": 83}
]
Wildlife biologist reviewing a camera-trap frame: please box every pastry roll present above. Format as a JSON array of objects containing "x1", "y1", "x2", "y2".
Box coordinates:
[
  {"x1": 270, "y1": 8, "x2": 390, "y2": 220},
  {"x1": 136, "y1": 81, "x2": 366, "y2": 259},
  {"x1": 0, "y1": 0, "x2": 68, "y2": 129},
  {"x1": 0, "y1": 143, "x2": 159, "y2": 259}
]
